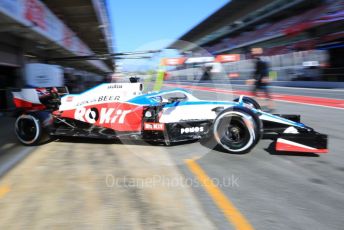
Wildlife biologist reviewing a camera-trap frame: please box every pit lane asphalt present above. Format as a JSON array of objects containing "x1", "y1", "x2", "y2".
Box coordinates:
[
  {"x1": 167, "y1": 84, "x2": 344, "y2": 229},
  {"x1": 0, "y1": 84, "x2": 343, "y2": 229},
  {"x1": 0, "y1": 117, "x2": 35, "y2": 178}
]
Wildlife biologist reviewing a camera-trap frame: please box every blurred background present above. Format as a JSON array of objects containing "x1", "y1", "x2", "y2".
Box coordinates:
[
  {"x1": 0, "y1": 0, "x2": 343, "y2": 113},
  {"x1": 164, "y1": 0, "x2": 343, "y2": 85}
]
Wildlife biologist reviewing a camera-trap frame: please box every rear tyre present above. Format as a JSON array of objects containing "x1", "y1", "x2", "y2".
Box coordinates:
[
  {"x1": 212, "y1": 108, "x2": 261, "y2": 154},
  {"x1": 15, "y1": 114, "x2": 47, "y2": 145}
]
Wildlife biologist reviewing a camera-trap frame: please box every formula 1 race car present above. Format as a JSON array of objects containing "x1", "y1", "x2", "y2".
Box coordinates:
[{"x1": 12, "y1": 83, "x2": 328, "y2": 154}]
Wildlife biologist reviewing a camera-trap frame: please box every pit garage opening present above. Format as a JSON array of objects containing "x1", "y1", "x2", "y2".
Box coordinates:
[{"x1": 0, "y1": 45, "x2": 21, "y2": 113}]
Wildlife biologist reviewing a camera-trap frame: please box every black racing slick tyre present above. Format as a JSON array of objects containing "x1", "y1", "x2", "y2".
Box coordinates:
[
  {"x1": 234, "y1": 96, "x2": 261, "y2": 110},
  {"x1": 212, "y1": 107, "x2": 261, "y2": 154},
  {"x1": 15, "y1": 114, "x2": 49, "y2": 145}
]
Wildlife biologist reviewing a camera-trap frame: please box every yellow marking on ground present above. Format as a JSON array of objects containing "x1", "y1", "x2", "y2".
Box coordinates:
[
  {"x1": 185, "y1": 159, "x2": 254, "y2": 230},
  {"x1": 0, "y1": 185, "x2": 10, "y2": 198}
]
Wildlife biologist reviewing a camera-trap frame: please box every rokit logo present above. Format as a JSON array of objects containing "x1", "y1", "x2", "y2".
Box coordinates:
[
  {"x1": 74, "y1": 107, "x2": 131, "y2": 124},
  {"x1": 181, "y1": 126, "x2": 204, "y2": 134}
]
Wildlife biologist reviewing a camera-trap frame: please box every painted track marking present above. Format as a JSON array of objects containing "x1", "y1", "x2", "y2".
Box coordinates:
[
  {"x1": 0, "y1": 185, "x2": 10, "y2": 198},
  {"x1": 185, "y1": 158, "x2": 254, "y2": 230}
]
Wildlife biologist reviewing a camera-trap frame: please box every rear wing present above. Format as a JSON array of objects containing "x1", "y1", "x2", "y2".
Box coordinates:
[{"x1": 12, "y1": 87, "x2": 69, "y2": 111}]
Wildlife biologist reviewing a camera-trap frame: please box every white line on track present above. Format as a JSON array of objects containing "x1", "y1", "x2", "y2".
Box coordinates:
[
  {"x1": 191, "y1": 82, "x2": 344, "y2": 92},
  {"x1": 1, "y1": 143, "x2": 15, "y2": 151},
  {"x1": 274, "y1": 99, "x2": 344, "y2": 110},
  {"x1": 164, "y1": 85, "x2": 344, "y2": 110},
  {"x1": 0, "y1": 147, "x2": 35, "y2": 177}
]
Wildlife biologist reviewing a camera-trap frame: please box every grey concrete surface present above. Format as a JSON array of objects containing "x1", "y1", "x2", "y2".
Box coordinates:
[
  {"x1": 0, "y1": 117, "x2": 35, "y2": 177},
  {"x1": 178, "y1": 101, "x2": 344, "y2": 230},
  {"x1": 165, "y1": 83, "x2": 344, "y2": 229},
  {"x1": 0, "y1": 141, "x2": 216, "y2": 229}
]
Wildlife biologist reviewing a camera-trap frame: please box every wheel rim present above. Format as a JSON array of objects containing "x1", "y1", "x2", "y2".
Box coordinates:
[
  {"x1": 15, "y1": 115, "x2": 40, "y2": 144},
  {"x1": 213, "y1": 112, "x2": 255, "y2": 152},
  {"x1": 222, "y1": 118, "x2": 250, "y2": 149}
]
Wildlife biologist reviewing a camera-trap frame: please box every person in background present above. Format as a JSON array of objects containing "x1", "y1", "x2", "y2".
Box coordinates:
[
  {"x1": 251, "y1": 56, "x2": 274, "y2": 112},
  {"x1": 201, "y1": 65, "x2": 212, "y2": 81}
]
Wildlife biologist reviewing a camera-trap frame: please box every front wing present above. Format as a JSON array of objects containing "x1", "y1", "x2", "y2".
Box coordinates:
[{"x1": 275, "y1": 132, "x2": 328, "y2": 153}]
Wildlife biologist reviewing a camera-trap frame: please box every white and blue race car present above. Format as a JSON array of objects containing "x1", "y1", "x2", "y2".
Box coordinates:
[{"x1": 12, "y1": 83, "x2": 328, "y2": 154}]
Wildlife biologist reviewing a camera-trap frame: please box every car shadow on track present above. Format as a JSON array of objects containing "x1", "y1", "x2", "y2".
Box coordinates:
[
  {"x1": 199, "y1": 137, "x2": 249, "y2": 155},
  {"x1": 55, "y1": 136, "x2": 150, "y2": 146},
  {"x1": 54, "y1": 136, "x2": 199, "y2": 147}
]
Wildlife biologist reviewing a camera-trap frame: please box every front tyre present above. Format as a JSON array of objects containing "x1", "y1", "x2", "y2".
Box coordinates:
[
  {"x1": 15, "y1": 114, "x2": 45, "y2": 145},
  {"x1": 213, "y1": 109, "x2": 260, "y2": 154}
]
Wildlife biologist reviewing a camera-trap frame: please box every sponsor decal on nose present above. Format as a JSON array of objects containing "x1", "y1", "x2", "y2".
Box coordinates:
[
  {"x1": 144, "y1": 122, "x2": 165, "y2": 131},
  {"x1": 181, "y1": 126, "x2": 204, "y2": 134}
]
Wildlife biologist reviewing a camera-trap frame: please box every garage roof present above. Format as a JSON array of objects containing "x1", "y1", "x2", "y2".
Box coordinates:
[{"x1": 42, "y1": 0, "x2": 114, "y2": 70}]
